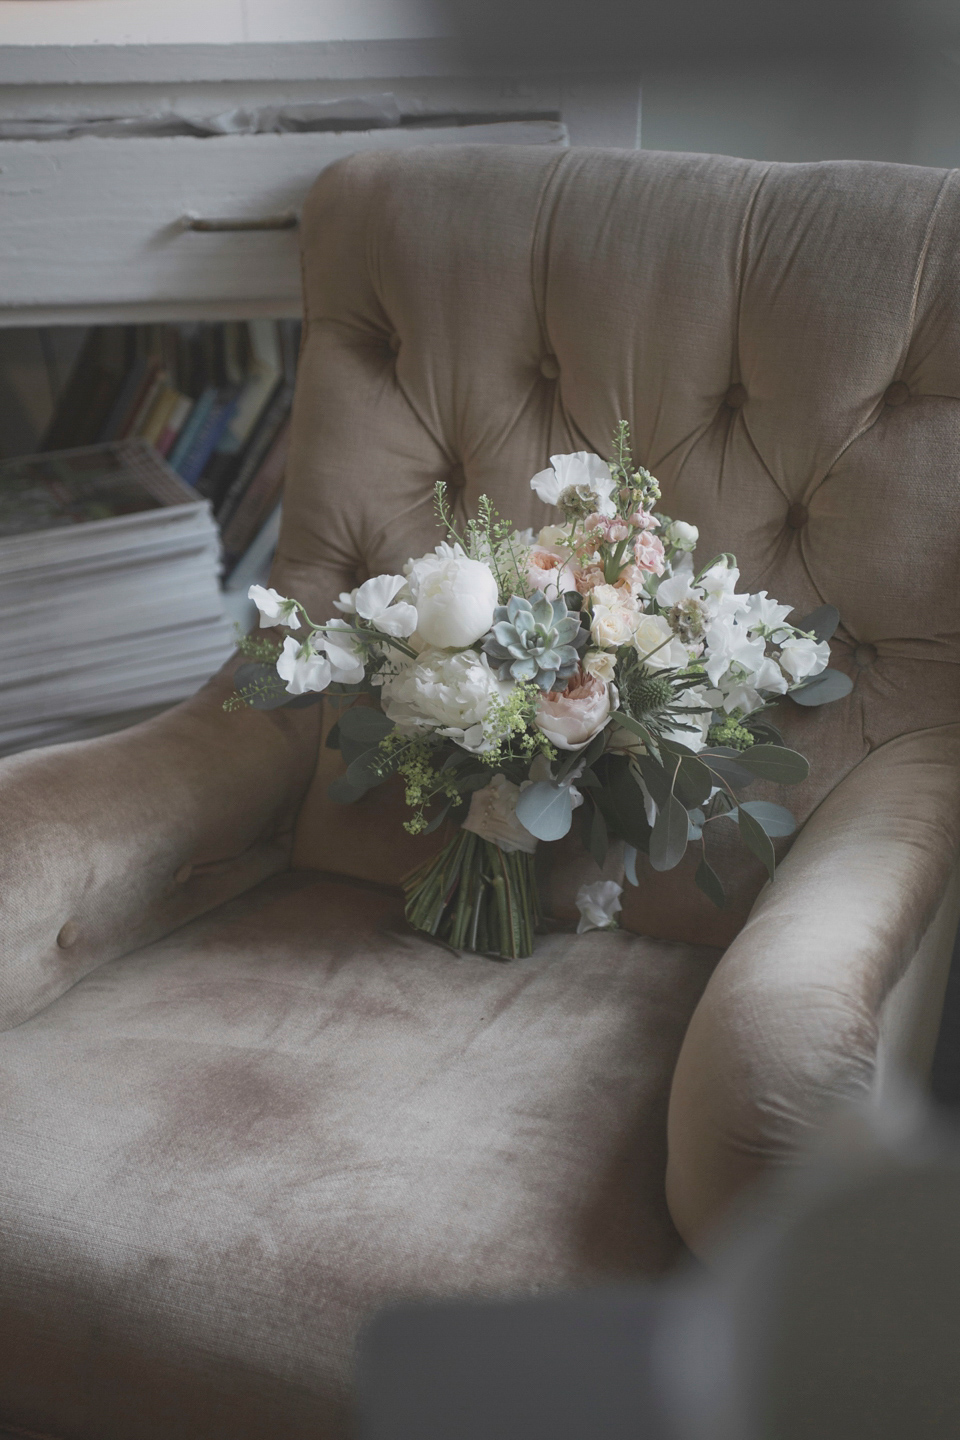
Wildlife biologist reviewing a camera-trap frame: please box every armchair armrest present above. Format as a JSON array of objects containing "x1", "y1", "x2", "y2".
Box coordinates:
[
  {"x1": 665, "y1": 725, "x2": 960, "y2": 1253},
  {"x1": 0, "y1": 665, "x2": 319, "y2": 1031}
]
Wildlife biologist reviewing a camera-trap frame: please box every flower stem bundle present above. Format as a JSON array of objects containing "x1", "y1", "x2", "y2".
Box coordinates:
[{"x1": 402, "y1": 831, "x2": 540, "y2": 959}]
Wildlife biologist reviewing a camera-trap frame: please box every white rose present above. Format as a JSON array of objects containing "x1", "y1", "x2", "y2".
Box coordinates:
[
  {"x1": 590, "y1": 585, "x2": 640, "y2": 649},
  {"x1": 575, "y1": 879, "x2": 623, "y2": 934},
  {"x1": 537, "y1": 523, "x2": 573, "y2": 546},
  {"x1": 583, "y1": 649, "x2": 617, "y2": 683},
  {"x1": 406, "y1": 544, "x2": 499, "y2": 649},
  {"x1": 665, "y1": 519, "x2": 699, "y2": 552},
  {"x1": 536, "y1": 672, "x2": 617, "y2": 750},
  {"x1": 379, "y1": 647, "x2": 505, "y2": 752},
  {"x1": 779, "y1": 634, "x2": 830, "y2": 681},
  {"x1": 633, "y1": 613, "x2": 688, "y2": 669},
  {"x1": 248, "y1": 585, "x2": 300, "y2": 630},
  {"x1": 530, "y1": 451, "x2": 617, "y2": 518}
]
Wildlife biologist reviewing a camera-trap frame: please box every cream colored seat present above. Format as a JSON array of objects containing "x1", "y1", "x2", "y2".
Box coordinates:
[{"x1": 0, "y1": 145, "x2": 958, "y2": 1438}]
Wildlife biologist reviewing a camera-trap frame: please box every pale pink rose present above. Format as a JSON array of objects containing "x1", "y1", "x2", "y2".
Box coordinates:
[
  {"x1": 536, "y1": 669, "x2": 616, "y2": 750},
  {"x1": 634, "y1": 530, "x2": 666, "y2": 575},
  {"x1": 525, "y1": 544, "x2": 577, "y2": 598}
]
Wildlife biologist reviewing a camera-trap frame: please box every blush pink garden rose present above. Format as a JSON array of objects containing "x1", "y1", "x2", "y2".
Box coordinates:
[
  {"x1": 535, "y1": 669, "x2": 617, "y2": 750},
  {"x1": 634, "y1": 529, "x2": 666, "y2": 575},
  {"x1": 525, "y1": 544, "x2": 577, "y2": 599}
]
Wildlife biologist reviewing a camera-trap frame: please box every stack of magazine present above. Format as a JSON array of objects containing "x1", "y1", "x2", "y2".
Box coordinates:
[{"x1": 0, "y1": 441, "x2": 234, "y2": 757}]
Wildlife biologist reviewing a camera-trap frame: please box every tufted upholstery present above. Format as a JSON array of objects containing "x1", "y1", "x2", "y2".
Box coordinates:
[{"x1": 0, "y1": 146, "x2": 959, "y2": 1437}]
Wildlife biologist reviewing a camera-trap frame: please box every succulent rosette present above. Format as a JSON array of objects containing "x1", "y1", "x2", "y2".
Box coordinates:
[{"x1": 231, "y1": 425, "x2": 851, "y2": 958}]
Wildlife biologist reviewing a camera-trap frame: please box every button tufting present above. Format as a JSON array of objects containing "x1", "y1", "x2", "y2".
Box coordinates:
[
  {"x1": 174, "y1": 863, "x2": 193, "y2": 884},
  {"x1": 724, "y1": 383, "x2": 747, "y2": 409},
  {"x1": 854, "y1": 643, "x2": 878, "y2": 668},
  {"x1": 539, "y1": 355, "x2": 560, "y2": 380},
  {"x1": 388, "y1": 333, "x2": 401, "y2": 354},
  {"x1": 447, "y1": 464, "x2": 466, "y2": 490},
  {"x1": 786, "y1": 502, "x2": 808, "y2": 530},
  {"x1": 57, "y1": 922, "x2": 79, "y2": 950},
  {"x1": 884, "y1": 381, "x2": 909, "y2": 406}
]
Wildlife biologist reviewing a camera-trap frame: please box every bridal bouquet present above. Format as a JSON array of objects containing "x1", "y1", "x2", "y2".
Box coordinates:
[{"x1": 229, "y1": 425, "x2": 850, "y2": 958}]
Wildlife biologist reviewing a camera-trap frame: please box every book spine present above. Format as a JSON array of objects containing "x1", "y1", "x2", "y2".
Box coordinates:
[
  {"x1": 167, "y1": 388, "x2": 216, "y2": 472},
  {"x1": 177, "y1": 390, "x2": 239, "y2": 487},
  {"x1": 214, "y1": 382, "x2": 293, "y2": 531},
  {"x1": 220, "y1": 418, "x2": 291, "y2": 567},
  {"x1": 155, "y1": 395, "x2": 192, "y2": 457}
]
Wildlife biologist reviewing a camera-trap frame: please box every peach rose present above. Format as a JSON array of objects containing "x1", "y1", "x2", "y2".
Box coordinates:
[
  {"x1": 525, "y1": 544, "x2": 577, "y2": 599},
  {"x1": 535, "y1": 669, "x2": 617, "y2": 750}
]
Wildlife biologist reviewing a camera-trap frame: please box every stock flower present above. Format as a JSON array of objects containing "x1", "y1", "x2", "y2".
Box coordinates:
[
  {"x1": 248, "y1": 585, "x2": 300, "y2": 630},
  {"x1": 406, "y1": 545, "x2": 499, "y2": 649},
  {"x1": 633, "y1": 530, "x2": 666, "y2": 575},
  {"x1": 530, "y1": 452, "x2": 617, "y2": 517},
  {"x1": 379, "y1": 647, "x2": 505, "y2": 752},
  {"x1": 535, "y1": 670, "x2": 617, "y2": 750},
  {"x1": 575, "y1": 880, "x2": 623, "y2": 934},
  {"x1": 525, "y1": 544, "x2": 577, "y2": 600}
]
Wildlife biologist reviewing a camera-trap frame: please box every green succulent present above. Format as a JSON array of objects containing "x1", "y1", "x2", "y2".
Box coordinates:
[{"x1": 483, "y1": 594, "x2": 586, "y2": 691}]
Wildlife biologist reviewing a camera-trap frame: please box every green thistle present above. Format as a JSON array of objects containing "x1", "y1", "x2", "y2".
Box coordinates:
[
  {"x1": 482, "y1": 594, "x2": 586, "y2": 691},
  {"x1": 622, "y1": 669, "x2": 673, "y2": 720}
]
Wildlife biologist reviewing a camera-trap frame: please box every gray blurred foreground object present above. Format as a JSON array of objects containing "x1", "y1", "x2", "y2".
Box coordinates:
[
  {"x1": 361, "y1": 1100, "x2": 960, "y2": 1440},
  {"x1": 0, "y1": 145, "x2": 958, "y2": 1437}
]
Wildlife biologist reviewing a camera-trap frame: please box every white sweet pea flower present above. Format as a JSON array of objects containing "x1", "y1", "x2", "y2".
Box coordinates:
[
  {"x1": 530, "y1": 451, "x2": 617, "y2": 518},
  {"x1": 276, "y1": 636, "x2": 330, "y2": 695},
  {"x1": 350, "y1": 573, "x2": 418, "y2": 639},
  {"x1": 652, "y1": 555, "x2": 700, "y2": 609},
  {"x1": 320, "y1": 619, "x2": 366, "y2": 686},
  {"x1": 405, "y1": 544, "x2": 499, "y2": 649},
  {"x1": 699, "y1": 562, "x2": 751, "y2": 621},
  {"x1": 779, "y1": 634, "x2": 830, "y2": 681},
  {"x1": 664, "y1": 519, "x2": 699, "y2": 552},
  {"x1": 702, "y1": 616, "x2": 768, "y2": 687},
  {"x1": 575, "y1": 879, "x2": 623, "y2": 934},
  {"x1": 743, "y1": 590, "x2": 794, "y2": 636},
  {"x1": 248, "y1": 585, "x2": 300, "y2": 630}
]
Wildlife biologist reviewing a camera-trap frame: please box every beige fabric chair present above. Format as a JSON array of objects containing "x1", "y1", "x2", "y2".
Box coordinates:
[{"x1": 1, "y1": 145, "x2": 958, "y2": 1439}]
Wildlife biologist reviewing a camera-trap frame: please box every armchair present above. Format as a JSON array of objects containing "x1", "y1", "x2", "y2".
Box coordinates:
[{"x1": 0, "y1": 145, "x2": 958, "y2": 1439}]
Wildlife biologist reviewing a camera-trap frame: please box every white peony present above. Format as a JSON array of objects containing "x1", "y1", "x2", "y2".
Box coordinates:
[
  {"x1": 405, "y1": 544, "x2": 499, "y2": 649},
  {"x1": 575, "y1": 879, "x2": 623, "y2": 934},
  {"x1": 779, "y1": 634, "x2": 830, "y2": 681},
  {"x1": 379, "y1": 646, "x2": 506, "y2": 752},
  {"x1": 341, "y1": 573, "x2": 418, "y2": 638},
  {"x1": 249, "y1": 585, "x2": 300, "y2": 630},
  {"x1": 664, "y1": 519, "x2": 699, "y2": 552},
  {"x1": 530, "y1": 451, "x2": 617, "y2": 518}
]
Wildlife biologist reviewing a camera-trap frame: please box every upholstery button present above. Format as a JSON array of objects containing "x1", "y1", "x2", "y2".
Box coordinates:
[
  {"x1": 724, "y1": 383, "x2": 747, "y2": 408},
  {"x1": 539, "y1": 355, "x2": 560, "y2": 380},
  {"x1": 174, "y1": 863, "x2": 193, "y2": 884},
  {"x1": 57, "y1": 922, "x2": 79, "y2": 950},
  {"x1": 854, "y1": 643, "x2": 878, "y2": 668},
  {"x1": 884, "y1": 381, "x2": 909, "y2": 406},
  {"x1": 388, "y1": 333, "x2": 401, "y2": 354},
  {"x1": 447, "y1": 464, "x2": 466, "y2": 490},
  {"x1": 786, "y1": 502, "x2": 808, "y2": 530}
]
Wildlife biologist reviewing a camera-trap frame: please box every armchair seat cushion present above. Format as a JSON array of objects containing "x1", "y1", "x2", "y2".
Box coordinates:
[{"x1": 0, "y1": 872, "x2": 719, "y2": 1440}]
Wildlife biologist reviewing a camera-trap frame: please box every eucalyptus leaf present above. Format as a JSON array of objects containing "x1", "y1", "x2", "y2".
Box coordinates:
[
  {"x1": 635, "y1": 754, "x2": 672, "y2": 809},
  {"x1": 423, "y1": 801, "x2": 453, "y2": 835},
  {"x1": 284, "y1": 692, "x2": 325, "y2": 709},
  {"x1": 732, "y1": 744, "x2": 809, "y2": 785},
  {"x1": 649, "y1": 791, "x2": 690, "y2": 872},
  {"x1": 793, "y1": 603, "x2": 840, "y2": 643},
  {"x1": 700, "y1": 748, "x2": 758, "y2": 789},
  {"x1": 328, "y1": 773, "x2": 372, "y2": 804},
  {"x1": 738, "y1": 804, "x2": 777, "y2": 881},
  {"x1": 515, "y1": 780, "x2": 577, "y2": 842},
  {"x1": 613, "y1": 712, "x2": 660, "y2": 754},
  {"x1": 674, "y1": 755, "x2": 713, "y2": 808},
  {"x1": 234, "y1": 661, "x2": 277, "y2": 691},
  {"x1": 325, "y1": 720, "x2": 342, "y2": 750},
  {"x1": 588, "y1": 800, "x2": 609, "y2": 869},
  {"x1": 789, "y1": 669, "x2": 854, "y2": 708},
  {"x1": 593, "y1": 764, "x2": 652, "y2": 853},
  {"x1": 624, "y1": 844, "x2": 639, "y2": 887},
  {"x1": 344, "y1": 748, "x2": 390, "y2": 791},
  {"x1": 738, "y1": 800, "x2": 797, "y2": 837},
  {"x1": 695, "y1": 855, "x2": 726, "y2": 908},
  {"x1": 337, "y1": 706, "x2": 393, "y2": 743}
]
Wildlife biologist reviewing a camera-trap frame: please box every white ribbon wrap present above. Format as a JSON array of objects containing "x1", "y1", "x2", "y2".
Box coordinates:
[{"x1": 462, "y1": 774, "x2": 539, "y2": 855}]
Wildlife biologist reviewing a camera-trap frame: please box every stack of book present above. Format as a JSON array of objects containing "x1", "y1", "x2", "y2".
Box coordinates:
[
  {"x1": 41, "y1": 319, "x2": 300, "y2": 595},
  {"x1": 0, "y1": 441, "x2": 234, "y2": 757}
]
